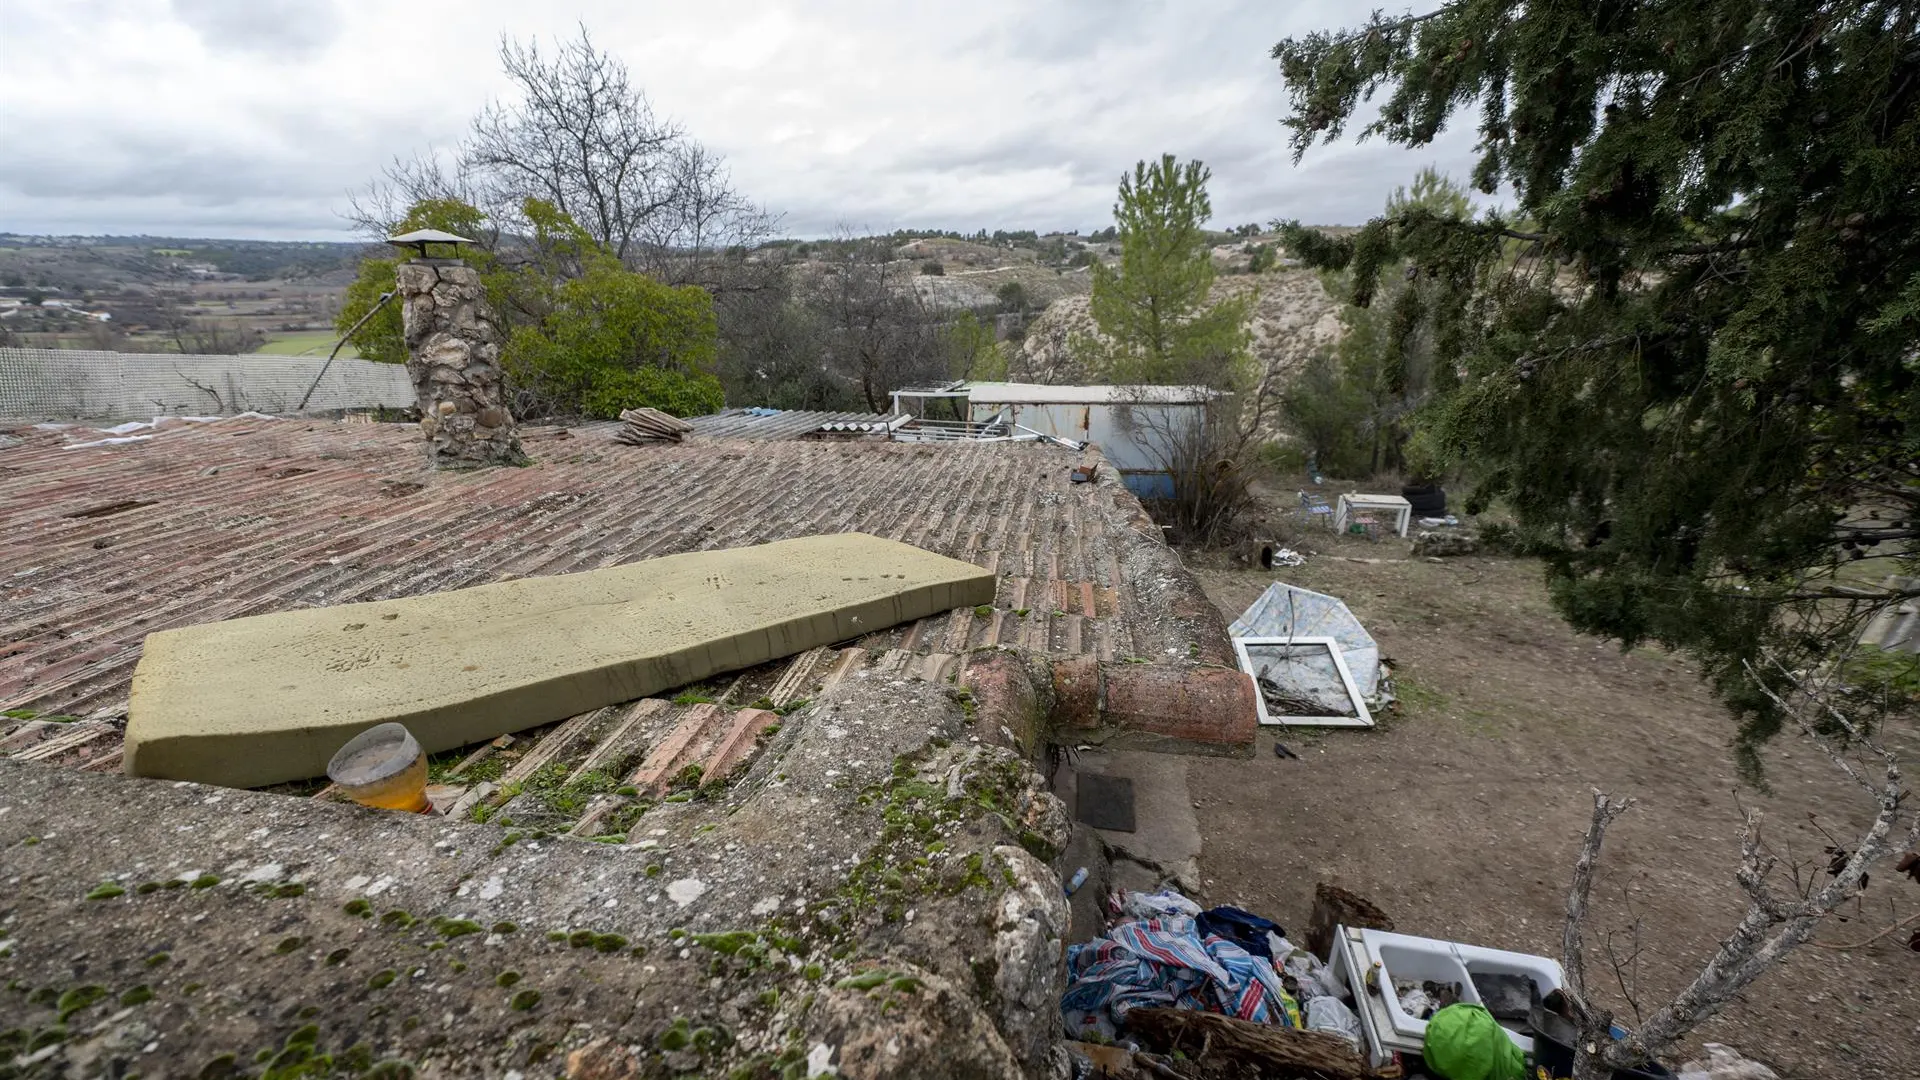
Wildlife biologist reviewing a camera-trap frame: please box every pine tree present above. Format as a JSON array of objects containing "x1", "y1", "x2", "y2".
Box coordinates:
[
  {"x1": 1081, "y1": 154, "x2": 1251, "y2": 388},
  {"x1": 1273, "y1": 2, "x2": 1920, "y2": 770}
]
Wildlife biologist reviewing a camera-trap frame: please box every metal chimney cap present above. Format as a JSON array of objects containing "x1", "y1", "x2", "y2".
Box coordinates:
[{"x1": 387, "y1": 229, "x2": 475, "y2": 258}]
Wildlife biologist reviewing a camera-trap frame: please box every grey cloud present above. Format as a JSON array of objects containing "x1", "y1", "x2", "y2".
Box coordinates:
[
  {"x1": 170, "y1": 0, "x2": 341, "y2": 56},
  {"x1": 1, "y1": 1, "x2": 1479, "y2": 239}
]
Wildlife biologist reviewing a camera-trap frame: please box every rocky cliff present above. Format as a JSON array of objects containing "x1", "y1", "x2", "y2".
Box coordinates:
[{"x1": 1012, "y1": 269, "x2": 1346, "y2": 387}]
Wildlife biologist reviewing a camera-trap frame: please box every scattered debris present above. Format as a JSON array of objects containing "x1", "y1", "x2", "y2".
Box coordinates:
[
  {"x1": 1304, "y1": 883, "x2": 1392, "y2": 960},
  {"x1": 612, "y1": 407, "x2": 694, "y2": 444},
  {"x1": 1413, "y1": 530, "x2": 1479, "y2": 557},
  {"x1": 1071, "y1": 463, "x2": 1100, "y2": 484},
  {"x1": 1063, "y1": 887, "x2": 1302, "y2": 1040}
]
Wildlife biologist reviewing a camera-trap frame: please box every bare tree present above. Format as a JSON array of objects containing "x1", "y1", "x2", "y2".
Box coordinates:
[
  {"x1": 1557, "y1": 654, "x2": 1919, "y2": 1080},
  {"x1": 1112, "y1": 349, "x2": 1286, "y2": 546},
  {"x1": 805, "y1": 234, "x2": 950, "y2": 412},
  {"x1": 151, "y1": 292, "x2": 258, "y2": 355},
  {"x1": 343, "y1": 151, "x2": 491, "y2": 244},
  {"x1": 462, "y1": 28, "x2": 681, "y2": 264}
]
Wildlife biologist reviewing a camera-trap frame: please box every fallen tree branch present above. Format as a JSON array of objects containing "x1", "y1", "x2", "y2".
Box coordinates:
[{"x1": 1125, "y1": 1008, "x2": 1370, "y2": 1080}]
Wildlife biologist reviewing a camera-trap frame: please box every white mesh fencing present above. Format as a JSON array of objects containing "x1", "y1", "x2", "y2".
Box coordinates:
[{"x1": 0, "y1": 348, "x2": 416, "y2": 421}]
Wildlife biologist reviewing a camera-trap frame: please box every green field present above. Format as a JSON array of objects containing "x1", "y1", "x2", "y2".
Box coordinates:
[{"x1": 255, "y1": 331, "x2": 356, "y2": 358}]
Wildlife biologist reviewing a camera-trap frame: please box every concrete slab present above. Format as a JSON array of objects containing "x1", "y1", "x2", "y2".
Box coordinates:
[
  {"x1": 1056, "y1": 748, "x2": 1203, "y2": 895},
  {"x1": 124, "y1": 533, "x2": 995, "y2": 787}
]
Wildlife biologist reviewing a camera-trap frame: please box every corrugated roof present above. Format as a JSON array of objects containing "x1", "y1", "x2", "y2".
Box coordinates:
[
  {"x1": 687, "y1": 408, "x2": 901, "y2": 441},
  {"x1": 960, "y1": 382, "x2": 1216, "y2": 405}
]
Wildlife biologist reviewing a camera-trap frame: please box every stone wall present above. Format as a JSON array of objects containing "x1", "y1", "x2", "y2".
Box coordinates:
[{"x1": 395, "y1": 259, "x2": 525, "y2": 467}]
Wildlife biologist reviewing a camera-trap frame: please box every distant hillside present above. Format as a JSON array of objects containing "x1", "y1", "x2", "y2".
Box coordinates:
[
  {"x1": 0, "y1": 235, "x2": 367, "y2": 293},
  {"x1": 1012, "y1": 268, "x2": 1346, "y2": 391}
]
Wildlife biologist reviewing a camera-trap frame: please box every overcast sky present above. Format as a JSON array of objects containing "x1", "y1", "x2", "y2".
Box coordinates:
[{"x1": 0, "y1": 0, "x2": 1479, "y2": 241}]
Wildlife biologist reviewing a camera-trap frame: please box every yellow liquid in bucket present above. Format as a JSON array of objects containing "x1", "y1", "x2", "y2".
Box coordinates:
[{"x1": 330, "y1": 742, "x2": 431, "y2": 813}]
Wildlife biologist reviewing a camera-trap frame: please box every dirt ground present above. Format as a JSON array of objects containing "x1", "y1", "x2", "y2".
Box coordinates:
[{"x1": 1181, "y1": 520, "x2": 1919, "y2": 1079}]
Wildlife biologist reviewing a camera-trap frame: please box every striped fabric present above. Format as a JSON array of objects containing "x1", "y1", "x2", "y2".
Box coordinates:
[{"x1": 1061, "y1": 917, "x2": 1302, "y2": 1031}]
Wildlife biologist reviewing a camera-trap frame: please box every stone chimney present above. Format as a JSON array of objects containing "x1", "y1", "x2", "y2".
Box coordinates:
[{"x1": 394, "y1": 259, "x2": 526, "y2": 467}]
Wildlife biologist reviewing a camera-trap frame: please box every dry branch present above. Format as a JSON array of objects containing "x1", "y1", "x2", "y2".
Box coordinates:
[
  {"x1": 1125, "y1": 1008, "x2": 1369, "y2": 1080},
  {"x1": 1560, "y1": 657, "x2": 1918, "y2": 1078}
]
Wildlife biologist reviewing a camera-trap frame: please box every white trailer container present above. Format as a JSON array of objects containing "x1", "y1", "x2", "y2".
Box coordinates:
[{"x1": 902, "y1": 381, "x2": 1216, "y2": 499}]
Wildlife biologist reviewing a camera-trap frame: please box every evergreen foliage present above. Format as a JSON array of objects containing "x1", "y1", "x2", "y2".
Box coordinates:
[
  {"x1": 336, "y1": 196, "x2": 722, "y2": 420},
  {"x1": 1282, "y1": 168, "x2": 1473, "y2": 478},
  {"x1": 1080, "y1": 154, "x2": 1252, "y2": 388},
  {"x1": 1272, "y1": 1, "x2": 1920, "y2": 767}
]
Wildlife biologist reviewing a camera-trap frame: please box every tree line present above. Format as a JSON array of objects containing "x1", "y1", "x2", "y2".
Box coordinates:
[{"x1": 337, "y1": 28, "x2": 1004, "y2": 419}]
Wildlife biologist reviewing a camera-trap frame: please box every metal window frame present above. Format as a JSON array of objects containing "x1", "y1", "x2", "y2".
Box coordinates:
[{"x1": 1232, "y1": 635, "x2": 1375, "y2": 728}]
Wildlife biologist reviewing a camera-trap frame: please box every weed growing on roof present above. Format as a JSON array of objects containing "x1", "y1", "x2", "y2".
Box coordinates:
[
  {"x1": 973, "y1": 604, "x2": 994, "y2": 618},
  {"x1": 509, "y1": 989, "x2": 541, "y2": 1011},
  {"x1": 189, "y1": 874, "x2": 220, "y2": 889},
  {"x1": 83, "y1": 882, "x2": 124, "y2": 900},
  {"x1": 496, "y1": 971, "x2": 522, "y2": 988},
  {"x1": 56, "y1": 985, "x2": 108, "y2": 1023}
]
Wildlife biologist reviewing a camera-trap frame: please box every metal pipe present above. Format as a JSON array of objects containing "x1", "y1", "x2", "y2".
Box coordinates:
[{"x1": 296, "y1": 290, "x2": 395, "y2": 412}]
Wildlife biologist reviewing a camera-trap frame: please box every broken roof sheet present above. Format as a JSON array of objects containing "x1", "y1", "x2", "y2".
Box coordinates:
[{"x1": 686, "y1": 408, "x2": 901, "y2": 441}]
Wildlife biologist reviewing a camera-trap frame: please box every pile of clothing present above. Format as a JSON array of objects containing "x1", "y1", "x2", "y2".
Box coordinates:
[{"x1": 1061, "y1": 888, "x2": 1305, "y2": 1043}]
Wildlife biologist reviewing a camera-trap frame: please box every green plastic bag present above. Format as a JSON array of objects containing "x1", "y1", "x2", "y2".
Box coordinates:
[{"x1": 1423, "y1": 1003, "x2": 1529, "y2": 1080}]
